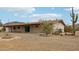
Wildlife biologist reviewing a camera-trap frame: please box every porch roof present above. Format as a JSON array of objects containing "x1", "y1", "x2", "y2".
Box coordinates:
[{"x1": 3, "y1": 22, "x2": 26, "y2": 27}]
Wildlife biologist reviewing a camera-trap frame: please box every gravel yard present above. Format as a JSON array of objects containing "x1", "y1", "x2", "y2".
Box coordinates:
[{"x1": 0, "y1": 32, "x2": 79, "y2": 51}]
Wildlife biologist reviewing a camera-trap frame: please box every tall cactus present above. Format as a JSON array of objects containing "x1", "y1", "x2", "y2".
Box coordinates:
[{"x1": 70, "y1": 7, "x2": 78, "y2": 35}]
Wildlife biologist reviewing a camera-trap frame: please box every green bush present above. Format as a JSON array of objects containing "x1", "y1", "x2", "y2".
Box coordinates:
[{"x1": 41, "y1": 21, "x2": 53, "y2": 36}]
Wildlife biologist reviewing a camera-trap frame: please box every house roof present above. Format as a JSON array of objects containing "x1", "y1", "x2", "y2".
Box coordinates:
[
  {"x1": 3, "y1": 20, "x2": 65, "y2": 27},
  {"x1": 53, "y1": 20, "x2": 65, "y2": 26},
  {"x1": 3, "y1": 21, "x2": 26, "y2": 26},
  {"x1": 27, "y1": 20, "x2": 65, "y2": 26}
]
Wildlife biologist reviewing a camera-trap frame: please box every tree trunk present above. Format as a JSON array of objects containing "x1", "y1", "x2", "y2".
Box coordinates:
[{"x1": 72, "y1": 22, "x2": 75, "y2": 35}]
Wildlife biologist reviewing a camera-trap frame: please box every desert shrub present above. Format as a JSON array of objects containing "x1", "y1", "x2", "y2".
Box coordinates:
[
  {"x1": 41, "y1": 21, "x2": 53, "y2": 36},
  {"x1": 64, "y1": 26, "x2": 72, "y2": 32},
  {"x1": 1, "y1": 27, "x2": 5, "y2": 32}
]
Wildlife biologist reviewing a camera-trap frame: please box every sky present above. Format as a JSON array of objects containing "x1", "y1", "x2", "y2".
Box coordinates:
[{"x1": 0, "y1": 7, "x2": 79, "y2": 25}]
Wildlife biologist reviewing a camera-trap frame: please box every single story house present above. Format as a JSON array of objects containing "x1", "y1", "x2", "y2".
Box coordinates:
[{"x1": 3, "y1": 20, "x2": 65, "y2": 33}]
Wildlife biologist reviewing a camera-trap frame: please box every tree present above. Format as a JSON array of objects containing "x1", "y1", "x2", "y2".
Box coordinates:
[
  {"x1": 41, "y1": 21, "x2": 53, "y2": 36},
  {"x1": 70, "y1": 7, "x2": 78, "y2": 35},
  {"x1": 0, "y1": 19, "x2": 2, "y2": 26}
]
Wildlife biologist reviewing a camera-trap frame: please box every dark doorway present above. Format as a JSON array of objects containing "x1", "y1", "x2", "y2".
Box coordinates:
[{"x1": 25, "y1": 25, "x2": 30, "y2": 32}]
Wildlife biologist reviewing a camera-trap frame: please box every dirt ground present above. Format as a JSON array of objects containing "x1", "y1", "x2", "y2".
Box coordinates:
[{"x1": 0, "y1": 32, "x2": 79, "y2": 51}]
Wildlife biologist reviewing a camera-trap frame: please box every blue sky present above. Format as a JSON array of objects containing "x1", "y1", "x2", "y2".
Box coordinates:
[{"x1": 0, "y1": 7, "x2": 79, "y2": 25}]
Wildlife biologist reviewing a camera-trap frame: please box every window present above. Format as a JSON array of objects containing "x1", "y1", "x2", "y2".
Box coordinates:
[
  {"x1": 17, "y1": 26, "x2": 20, "y2": 29},
  {"x1": 13, "y1": 27, "x2": 16, "y2": 30},
  {"x1": 35, "y1": 25, "x2": 39, "y2": 27}
]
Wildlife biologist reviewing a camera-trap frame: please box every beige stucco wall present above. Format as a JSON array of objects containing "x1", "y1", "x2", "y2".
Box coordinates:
[
  {"x1": 5, "y1": 27, "x2": 10, "y2": 32},
  {"x1": 30, "y1": 23, "x2": 64, "y2": 33},
  {"x1": 30, "y1": 25, "x2": 42, "y2": 33},
  {"x1": 5, "y1": 26, "x2": 25, "y2": 32},
  {"x1": 53, "y1": 22, "x2": 64, "y2": 32},
  {"x1": 5, "y1": 22, "x2": 64, "y2": 33}
]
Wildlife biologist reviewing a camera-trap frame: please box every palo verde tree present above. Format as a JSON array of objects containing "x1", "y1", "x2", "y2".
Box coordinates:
[
  {"x1": 70, "y1": 7, "x2": 78, "y2": 35},
  {"x1": 42, "y1": 21, "x2": 53, "y2": 36}
]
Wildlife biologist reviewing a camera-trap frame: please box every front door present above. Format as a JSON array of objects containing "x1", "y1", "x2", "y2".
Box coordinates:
[{"x1": 25, "y1": 25, "x2": 30, "y2": 32}]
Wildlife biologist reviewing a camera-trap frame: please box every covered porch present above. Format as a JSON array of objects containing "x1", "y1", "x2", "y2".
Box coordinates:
[{"x1": 5, "y1": 25, "x2": 26, "y2": 32}]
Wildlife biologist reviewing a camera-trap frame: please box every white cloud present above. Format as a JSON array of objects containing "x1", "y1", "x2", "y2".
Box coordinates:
[
  {"x1": 20, "y1": 15, "x2": 27, "y2": 18},
  {"x1": 65, "y1": 7, "x2": 79, "y2": 13},
  {"x1": 65, "y1": 8, "x2": 72, "y2": 11},
  {"x1": 13, "y1": 13, "x2": 28, "y2": 18},
  {"x1": 28, "y1": 13, "x2": 62, "y2": 22},
  {"x1": 10, "y1": 7, "x2": 36, "y2": 18},
  {"x1": 13, "y1": 13, "x2": 62, "y2": 20},
  {"x1": 74, "y1": 7, "x2": 79, "y2": 11},
  {"x1": 7, "y1": 7, "x2": 36, "y2": 13},
  {"x1": 29, "y1": 13, "x2": 62, "y2": 18}
]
